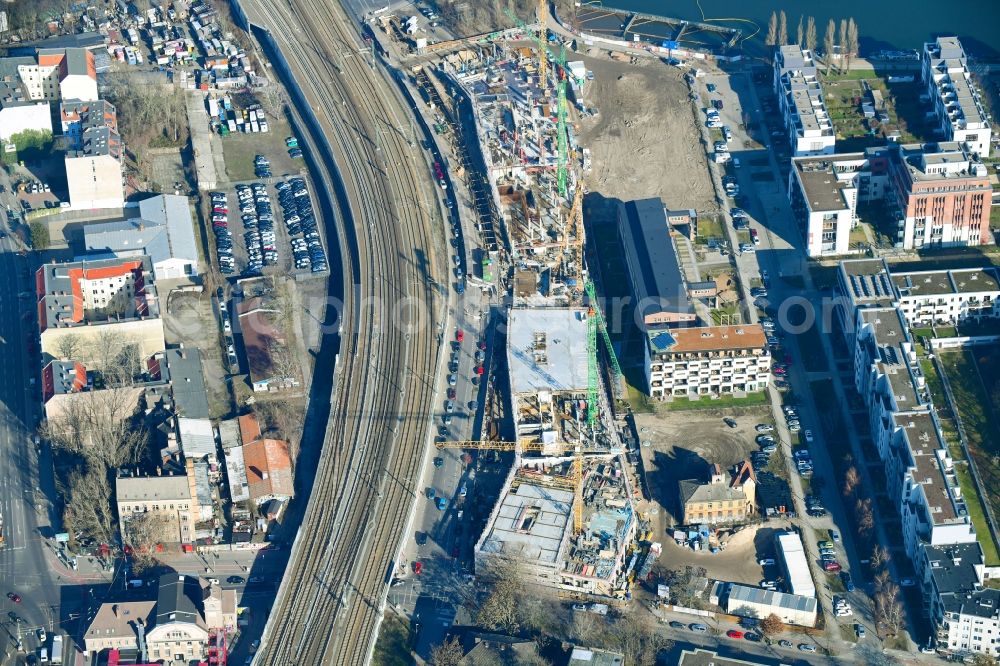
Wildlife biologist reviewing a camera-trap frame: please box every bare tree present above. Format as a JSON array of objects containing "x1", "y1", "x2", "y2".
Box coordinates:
[
  {"x1": 64, "y1": 461, "x2": 115, "y2": 546},
  {"x1": 870, "y1": 543, "x2": 890, "y2": 571},
  {"x1": 973, "y1": 655, "x2": 1000, "y2": 666},
  {"x1": 765, "y1": 12, "x2": 777, "y2": 47},
  {"x1": 255, "y1": 84, "x2": 287, "y2": 121},
  {"x1": 759, "y1": 613, "x2": 784, "y2": 639},
  {"x1": 839, "y1": 19, "x2": 848, "y2": 71},
  {"x1": 266, "y1": 337, "x2": 299, "y2": 386},
  {"x1": 611, "y1": 615, "x2": 670, "y2": 666},
  {"x1": 122, "y1": 512, "x2": 170, "y2": 573},
  {"x1": 805, "y1": 17, "x2": 817, "y2": 53},
  {"x1": 875, "y1": 581, "x2": 904, "y2": 636},
  {"x1": 856, "y1": 497, "x2": 874, "y2": 535},
  {"x1": 846, "y1": 19, "x2": 860, "y2": 71},
  {"x1": 474, "y1": 559, "x2": 523, "y2": 634},
  {"x1": 777, "y1": 11, "x2": 788, "y2": 46},
  {"x1": 856, "y1": 643, "x2": 900, "y2": 666},
  {"x1": 796, "y1": 16, "x2": 803, "y2": 47},
  {"x1": 843, "y1": 466, "x2": 861, "y2": 497},
  {"x1": 824, "y1": 20, "x2": 836, "y2": 74},
  {"x1": 55, "y1": 333, "x2": 83, "y2": 361},
  {"x1": 42, "y1": 384, "x2": 149, "y2": 468},
  {"x1": 430, "y1": 636, "x2": 464, "y2": 666}
]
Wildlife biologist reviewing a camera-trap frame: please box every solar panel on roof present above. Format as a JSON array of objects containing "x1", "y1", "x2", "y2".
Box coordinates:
[{"x1": 651, "y1": 331, "x2": 676, "y2": 351}]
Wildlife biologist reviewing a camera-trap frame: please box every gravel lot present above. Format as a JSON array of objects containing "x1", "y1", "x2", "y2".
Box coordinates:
[
  {"x1": 635, "y1": 407, "x2": 773, "y2": 527},
  {"x1": 162, "y1": 290, "x2": 231, "y2": 418},
  {"x1": 578, "y1": 53, "x2": 717, "y2": 213}
]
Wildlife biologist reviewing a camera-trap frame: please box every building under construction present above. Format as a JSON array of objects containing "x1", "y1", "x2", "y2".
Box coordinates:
[
  {"x1": 471, "y1": 306, "x2": 635, "y2": 598},
  {"x1": 442, "y1": 34, "x2": 588, "y2": 303}
]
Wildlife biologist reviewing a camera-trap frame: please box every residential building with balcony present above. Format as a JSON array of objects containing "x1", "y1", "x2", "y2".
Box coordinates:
[
  {"x1": 116, "y1": 473, "x2": 199, "y2": 546},
  {"x1": 773, "y1": 46, "x2": 835, "y2": 157},
  {"x1": 922, "y1": 37, "x2": 992, "y2": 157},
  {"x1": 919, "y1": 542, "x2": 1000, "y2": 657},
  {"x1": 887, "y1": 141, "x2": 991, "y2": 249},
  {"x1": 837, "y1": 258, "x2": 1000, "y2": 331},
  {"x1": 2, "y1": 47, "x2": 98, "y2": 103},
  {"x1": 644, "y1": 324, "x2": 770, "y2": 400},
  {"x1": 788, "y1": 149, "x2": 889, "y2": 256}
]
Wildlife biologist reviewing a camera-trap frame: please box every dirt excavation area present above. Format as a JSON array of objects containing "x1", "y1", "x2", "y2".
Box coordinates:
[{"x1": 578, "y1": 52, "x2": 717, "y2": 213}]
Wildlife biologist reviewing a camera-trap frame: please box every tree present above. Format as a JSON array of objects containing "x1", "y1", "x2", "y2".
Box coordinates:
[
  {"x1": 777, "y1": 11, "x2": 788, "y2": 46},
  {"x1": 973, "y1": 655, "x2": 999, "y2": 666},
  {"x1": 611, "y1": 615, "x2": 671, "y2": 666},
  {"x1": 843, "y1": 466, "x2": 860, "y2": 497},
  {"x1": 430, "y1": 636, "x2": 464, "y2": 666},
  {"x1": 55, "y1": 333, "x2": 83, "y2": 361},
  {"x1": 121, "y1": 511, "x2": 170, "y2": 573},
  {"x1": 823, "y1": 20, "x2": 836, "y2": 74},
  {"x1": 870, "y1": 543, "x2": 890, "y2": 571},
  {"x1": 28, "y1": 221, "x2": 50, "y2": 250},
  {"x1": 805, "y1": 17, "x2": 817, "y2": 53},
  {"x1": 759, "y1": 613, "x2": 784, "y2": 639},
  {"x1": 875, "y1": 582, "x2": 904, "y2": 636},
  {"x1": 42, "y1": 383, "x2": 150, "y2": 468},
  {"x1": 474, "y1": 559, "x2": 523, "y2": 634},
  {"x1": 839, "y1": 19, "x2": 848, "y2": 71},
  {"x1": 856, "y1": 497, "x2": 874, "y2": 535},
  {"x1": 63, "y1": 460, "x2": 115, "y2": 546},
  {"x1": 796, "y1": 16, "x2": 803, "y2": 47},
  {"x1": 846, "y1": 18, "x2": 859, "y2": 71},
  {"x1": 765, "y1": 12, "x2": 777, "y2": 47}
]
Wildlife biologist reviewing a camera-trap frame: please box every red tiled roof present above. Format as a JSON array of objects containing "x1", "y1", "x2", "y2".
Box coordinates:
[
  {"x1": 238, "y1": 414, "x2": 261, "y2": 446},
  {"x1": 243, "y1": 438, "x2": 293, "y2": 500}
]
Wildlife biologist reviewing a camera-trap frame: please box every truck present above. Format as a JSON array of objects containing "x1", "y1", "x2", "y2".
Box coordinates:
[{"x1": 51, "y1": 635, "x2": 63, "y2": 664}]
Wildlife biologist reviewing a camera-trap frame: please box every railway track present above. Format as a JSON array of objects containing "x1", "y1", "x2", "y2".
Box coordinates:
[{"x1": 245, "y1": 0, "x2": 444, "y2": 663}]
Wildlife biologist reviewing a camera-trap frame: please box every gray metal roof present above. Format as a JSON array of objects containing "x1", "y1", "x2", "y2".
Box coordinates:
[
  {"x1": 160, "y1": 348, "x2": 210, "y2": 419},
  {"x1": 155, "y1": 573, "x2": 203, "y2": 627},
  {"x1": 84, "y1": 195, "x2": 198, "y2": 275},
  {"x1": 138, "y1": 195, "x2": 199, "y2": 268},
  {"x1": 618, "y1": 198, "x2": 692, "y2": 319},
  {"x1": 727, "y1": 582, "x2": 817, "y2": 613}
]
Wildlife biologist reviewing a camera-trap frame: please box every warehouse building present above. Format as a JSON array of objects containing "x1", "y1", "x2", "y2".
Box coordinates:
[
  {"x1": 724, "y1": 583, "x2": 818, "y2": 628},
  {"x1": 775, "y1": 531, "x2": 815, "y2": 598}
]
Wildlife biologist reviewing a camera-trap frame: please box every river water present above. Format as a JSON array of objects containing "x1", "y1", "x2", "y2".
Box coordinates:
[{"x1": 601, "y1": 0, "x2": 1000, "y2": 59}]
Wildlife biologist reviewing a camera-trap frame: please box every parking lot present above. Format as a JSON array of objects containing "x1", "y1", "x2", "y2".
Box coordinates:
[{"x1": 209, "y1": 174, "x2": 326, "y2": 278}]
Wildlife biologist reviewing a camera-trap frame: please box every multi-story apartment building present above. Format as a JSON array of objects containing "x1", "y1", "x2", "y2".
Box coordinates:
[
  {"x1": 888, "y1": 141, "x2": 991, "y2": 248},
  {"x1": 790, "y1": 140, "x2": 991, "y2": 256},
  {"x1": 0, "y1": 63, "x2": 52, "y2": 141},
  {"x1": 35, "y1": 256, "x2": 165, "y2": 365},
  {"x1": 4, "y1": 48, "x2": 98, "y2": 102},
  {"x1": 678, "y1": 461, "x2": 756, "y2": 526},
  {"x1": 922, "y1": 37, "x2": 992, "y2": 158},
  {"x1": 773, "y1": 46, "x2": 835, "y2": 157},
  {"x1": 115, "y1": 474, "x2": 199, "y2": 545},
  {"x1": 837, "y1": 259, "x2": 1000, "y2": 332},
  {"x1": 60, "y1": 99, "x2": 117, "y2": 148},
  {"x1": 644, "y1": 324, "x2": 770, "y2": 399},
  {"x1": 787, "y1": 149, "x2": 889, "y2": 256},
  {"x1": 65, "y1": 121, "x2": 125, "y2": 210}
]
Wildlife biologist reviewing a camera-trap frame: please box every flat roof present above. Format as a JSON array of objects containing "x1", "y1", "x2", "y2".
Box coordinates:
[
  {"x1": 678, "y1": 648, "x2": 781, "y2": 666},
  {"x1": 568, "y1": 648, "x2": 625, "y2": 666},
  {"x1": 792, "y1": 156, "x2": 857, "y2": 212},
  {"x1": 894, "y1": 268, "x2": 1000, "y2": 297},
  {"x1": 898, "y1": 411, "x2": 959, "y2": 523},
  {"x1": 925, "y1": 542, "x2": 984, "y2": 596},
  {"x1": 178, "y1": 417, "x2": 216, "y2": 460},
  {"x1": 508, "y1": 307, "x2": 590, "y2": 394},
  {"x1": 840, "y1": 259, "x2": 897, "y2": 307},
  {"x1": 649, "y1": 324, "x2": 767, "y2": 354},
  {"x1": 727, "y1": 583, "x2": 818, "y2": 614},
  {"x1": 775, "y1": 532, "x2": 815, "y2": 598},
  {"x1": 479, "y1": 479, "x2": 573, "y2": 566},
  {"x1": 618, "y1": 198, "x2": 692, "y2": 317}
]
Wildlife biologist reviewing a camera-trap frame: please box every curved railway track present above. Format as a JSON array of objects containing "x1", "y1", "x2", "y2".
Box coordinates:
[{"x1": 247, "y1": 0, "x2": 444, "y2": 663}]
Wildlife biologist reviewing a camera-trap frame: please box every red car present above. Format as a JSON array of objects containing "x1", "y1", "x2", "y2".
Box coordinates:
[
  {"x1": 726, "y1": 630, "x2": 744, "y2": 639},
  {"x1": 447, "y1": 388, "x2": 456, "y2": 399},
  {"x1": 6, "y1": 592, "x2": 20, "y2": 603},
  {"x1": 456, "y1": 329, "x2": 464, "y2": 342},
  {"x1": 478, "y1": 341, "x2": 486, "y2": 351},
  {"x1": 413, "y1": 561, "x2": 423, "y2": 575},
  {"x1": 824, "y1": 561, "x2": 842, "y2": 572},
  {"x1": 475, "y1": 366, "x2": 484, "y2": 376}
]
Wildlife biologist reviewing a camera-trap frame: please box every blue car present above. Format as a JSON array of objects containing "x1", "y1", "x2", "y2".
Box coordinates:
[{"x1": 435, "y1": 497, "x2": 448, "y2": 511}]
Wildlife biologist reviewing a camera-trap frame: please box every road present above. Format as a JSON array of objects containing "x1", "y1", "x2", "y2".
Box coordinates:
[
  {"x1": 0, "y1": 232, "x2": 61, "y2": 663},
  {"x1": 236, "y1": 0, "x2": 446, "y2": 663}
]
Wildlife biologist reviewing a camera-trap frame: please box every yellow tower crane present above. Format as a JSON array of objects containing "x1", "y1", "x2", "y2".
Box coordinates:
[{"x1": 537, "y1": 0, "x2": 548, "y2": 87}]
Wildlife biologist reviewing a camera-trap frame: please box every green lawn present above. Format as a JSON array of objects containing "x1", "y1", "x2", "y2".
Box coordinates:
[
  {"x1": 938, "y1": 350, "x2": 1000, "y2": 564},
  {"x1": 664, "y1": 391, "x2": 769, "y2": 411},
  {"x1": 823, "y1": 69, "x2": 877, "y2": 81},
  {"x1": 372, "y1": 614, "x2": 412, "y2": 666},
  {"x1": 696, "y1": 215, "x2": 724, "y2": 243},
  {"x1": 955, "y1": 464, "x2": 1000, "y2": 566}
]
